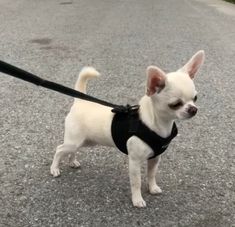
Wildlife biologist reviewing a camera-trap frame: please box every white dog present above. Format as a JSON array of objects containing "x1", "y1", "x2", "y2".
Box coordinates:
[{"x1": 50, "y1": 50, "x2": 205, "y2": 208}]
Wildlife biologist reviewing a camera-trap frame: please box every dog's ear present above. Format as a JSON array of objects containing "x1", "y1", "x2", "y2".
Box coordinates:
[
  {"x1": 180, "y1": 50, "x2": 205, "y2": 79},
  {"x1": 146, "y1": 66, "x2": 166, "y2": 96}
]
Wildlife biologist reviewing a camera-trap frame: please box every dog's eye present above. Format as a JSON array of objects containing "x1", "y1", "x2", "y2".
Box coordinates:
[
  {"x1": 168, "y1": 101, "x2": 183, "y2": 109},
  {"x1": 193, "y1": 95, "x2": 197, "y2": 102}
]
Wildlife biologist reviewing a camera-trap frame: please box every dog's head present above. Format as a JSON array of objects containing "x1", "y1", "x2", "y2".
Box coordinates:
[{"x1": 146, "y1": 50, "x2": 205, "y2": 120}]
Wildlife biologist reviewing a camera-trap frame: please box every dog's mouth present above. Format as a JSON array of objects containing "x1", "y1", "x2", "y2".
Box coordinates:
[
  {"x1": 187, "y1": 113, "x2": 197, "y2": 119},
  {"x1": 179, "y1": 111, "x2": 197, "y2": 120}
]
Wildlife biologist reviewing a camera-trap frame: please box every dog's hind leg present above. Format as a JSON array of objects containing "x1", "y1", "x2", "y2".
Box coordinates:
[
  {"x1": 50, "y1": 111, "x2": 85, "y2": 177},
  {"x1": 50, "y1": 143, "x2": 81, "y2": 177},
  {"x1": 50, "y1": 128, "x2": 84, "y2": 177},
  {"x1": 68, "y1": 149, "x2": 81, "y2": 168}
]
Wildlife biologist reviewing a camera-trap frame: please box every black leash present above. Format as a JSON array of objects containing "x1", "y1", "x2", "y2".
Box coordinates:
[{"x1": 0, "y1": 60, "x2": 139, "y2": 114}]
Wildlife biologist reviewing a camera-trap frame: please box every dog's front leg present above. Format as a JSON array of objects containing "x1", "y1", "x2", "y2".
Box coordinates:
[
  {"x1": 147, "y1": 156, "x2": 162, "y2": 194},
  {"x1": 127, "y1": 136, "x2": 151, "y2": 208},
  {"x1": 128, "y1": 157, "x2": 146, "y2": 208}
]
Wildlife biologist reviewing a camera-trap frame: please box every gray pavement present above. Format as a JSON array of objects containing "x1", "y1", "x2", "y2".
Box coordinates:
[{"x1": 0, "y1": 0, "x2": 235, "y2": 226}]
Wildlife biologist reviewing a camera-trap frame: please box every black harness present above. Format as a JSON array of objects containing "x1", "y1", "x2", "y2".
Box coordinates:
[{"x1": 111, "y1": 107, "x2": 178, "y2": 159}]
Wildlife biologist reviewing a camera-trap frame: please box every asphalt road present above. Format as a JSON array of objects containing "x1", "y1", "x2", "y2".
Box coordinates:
[{"x1": 0, "y1": 0, "x2": 234, "y2": 226}]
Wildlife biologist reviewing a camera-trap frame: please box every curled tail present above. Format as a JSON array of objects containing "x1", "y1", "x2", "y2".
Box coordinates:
[{"x1": 75, "y1": 67, "x2": 100, "y2": 93}]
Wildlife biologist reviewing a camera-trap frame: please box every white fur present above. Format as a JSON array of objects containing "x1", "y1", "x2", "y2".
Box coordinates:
[{"x1": 50, "y1": 51, "x2": 205, "y2": 208}]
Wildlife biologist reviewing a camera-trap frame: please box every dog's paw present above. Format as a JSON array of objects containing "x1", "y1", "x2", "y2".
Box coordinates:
[
  {"x1": 69, "y1": 160, "x2": 81, "y2": 168},
  {"x1": 132, "y1": 198, "x2": 146, "y2": 208},
  {"x1": 149, "y1": 185, "x2": 162, "y2": 195},
  {"x1": 50, "y1": 166, "x2": 61, "y2": 177}
]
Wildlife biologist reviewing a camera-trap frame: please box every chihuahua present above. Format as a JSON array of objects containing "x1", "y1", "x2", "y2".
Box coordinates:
[{"x1": 50, "y1": 50, "x2": 205, "y2": 208}]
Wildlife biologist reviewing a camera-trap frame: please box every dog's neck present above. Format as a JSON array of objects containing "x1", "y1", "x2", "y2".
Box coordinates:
[{"x1": 139, "y1": 96, "x2": 174, "y2": 138}]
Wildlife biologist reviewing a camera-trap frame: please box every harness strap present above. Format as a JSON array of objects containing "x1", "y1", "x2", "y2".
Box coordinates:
[{"x1": 0, "y1": 60, "x2": 138, "y2": 112}]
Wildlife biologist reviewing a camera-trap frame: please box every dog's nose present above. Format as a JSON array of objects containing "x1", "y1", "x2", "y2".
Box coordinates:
[{"x1": 188, "y1": 106, "x2": 197, "y2": 116}]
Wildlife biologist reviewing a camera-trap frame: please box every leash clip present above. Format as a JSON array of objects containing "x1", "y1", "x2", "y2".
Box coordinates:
[
  {"x1": 127, "y1": 105, "x2": 139, "y2": 115},
  {"x1": 111, "y1": 104, "x2": 139, "y2": 114}
]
